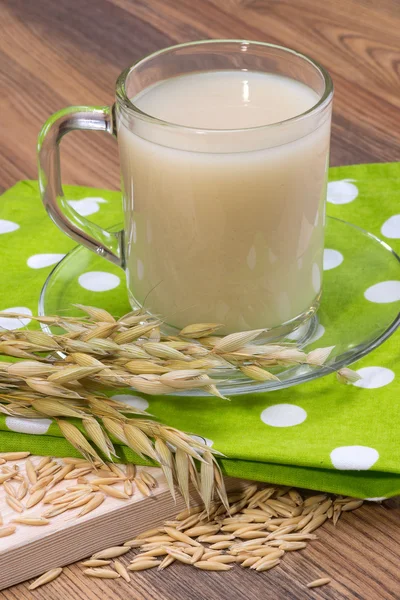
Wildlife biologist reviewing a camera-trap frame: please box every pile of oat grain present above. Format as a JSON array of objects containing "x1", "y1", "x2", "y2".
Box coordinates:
[{"x1": 0, "y1": 453, "x2": 364, "y2": 592}]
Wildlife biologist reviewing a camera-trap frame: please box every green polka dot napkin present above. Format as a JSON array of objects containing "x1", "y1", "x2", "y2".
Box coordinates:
[{"x1": 0, "y1": 163, "x2": 399, "y2": 499}]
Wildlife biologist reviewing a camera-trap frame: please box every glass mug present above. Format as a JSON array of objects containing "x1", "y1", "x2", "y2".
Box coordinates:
[{"x1": 38, "y1": 40, "x2": 333, "y2": 336}]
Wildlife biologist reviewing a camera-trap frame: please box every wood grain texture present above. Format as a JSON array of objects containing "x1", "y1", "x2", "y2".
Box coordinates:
[{"x1": 0, "y1": 0, "x2": 400, "y2": 597}]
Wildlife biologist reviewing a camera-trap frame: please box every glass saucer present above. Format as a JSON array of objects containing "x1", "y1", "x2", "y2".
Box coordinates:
[{"x1": 39, "y1": 217, "x2": 400, "y2": 396}]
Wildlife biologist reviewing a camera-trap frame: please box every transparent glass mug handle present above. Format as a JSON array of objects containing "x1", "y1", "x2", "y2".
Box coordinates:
[{"x1": 37, "y1": 105, "x2": 123, "y2": 267}]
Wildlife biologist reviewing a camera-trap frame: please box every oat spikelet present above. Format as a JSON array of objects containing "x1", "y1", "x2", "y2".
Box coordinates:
[
  {"x1": 48, "y1": 366, "x2": 103, "y2": 384},
  {"x1": 0, "y1": 526, "x2": 16, "y2": 537},
  {"x1": 56, "y1": 420, "x2": 103, "y2": 465},
  {"x1": 213, "y1": 329, "x2": 265, "y2": 354},
  {"x1": 8, "y1": 361, "x2": 57, "y2": 377},
  {"x1": 129, "y1": 374, "x2": 174, "y2": 395},
  {"x1": 12, "y1": 517, "x2": 49, "y2": 526},
  {"x1": 158, "y1": 555, "x2": 175, "y2": 570},
  {"x1": 342, "y1": 500, "x2": 363, "y2": 512},
  {"x1": 160, "y1": 370, "x2": 211, "y2": 390},
  {"x1": 203, "y1": 384, "x2": 230, "y2": 401},
  {"x1": 155, "y1": 438, "x2": 176, "y2": 502},
  {"x1": 26, "y1": 489, "x2": 47, "y2": 509},
  {"x1": 161, "y1": 429, "x2": 203, "y2": 461},
  {"x1": 306, "y1": 346, "x2": 335, "y2": 366},
  {"x1": 89, "y1": 397, "x2": 124, "y2": 421},
  {"x1": 124, "y1": 479, "x2": 133, "y2": 496},
  {"x1": 163, "y1": 547, "x2": 193, "y2": 564},
  {"x1": 74, "y1": 304, "x2": 116, "y2": 323},
  {"x1": 26, "y1": 378, "x2": 83, "y2": 399},
  {"x1": 117, "y1": 344, "x2": 152, "y2": 360},
  {"x1": 92, "y1": 546, "x2": 130, "y2": 559},
  {"x1": 239, "y1": 365, "x2": 279, "y2": 382},
  {"x1": 180, "y1": 323, "x2": 223, "y2": 338},
  {"x1": 127, "y1": 560, "x2": 160, "y2": 571},
  {"x1": 307, "y1": 578, "x2": 331, "y2": 588},
  {"x1": 201, "y1": 451, "x2": 215, "y2": 514},
  {"x1": 0, "y1": 452, "x2": 30, "y2": 460},
  {"x1": 212, "y1": 458, "x2": 229, "y2": 512},
  {"x1": 135, "y1": 477, "x2": 151, "y2": 497},
  {"x1": 140, "y1": 470, "x2": 157, "y2": 488},
  {"x1": 175, "y1": 449, "x2": 190, "y2": 508},
  {"x1": 123, "y1": 421, "x2": 158, "y2": 462},
  {"x1": 126, "y1": 463, "x2": 136, "y2": 479},
  {"x1": 336, "y1": 367, "x2": 361, "y2": 384},
  {"x1": 28, "y1": 568, "x2": 63, "y2": 590},
  {"x1": 17, "y1": 478, "x2": 29, "y2": 500},
  {"x1": 82, "y1": 418, "x2": 115, "y2": 460},
  {"x1": 98, "y1": 485, "x2": 129, "y2": 500},
  {"x1": 70, "y1": 353, "x2": 105, "y2": 367},
  {"x1": 84, "y1": 568, "x2": 120, "y2": 579},
  {"x1": 81, "y1": 323, "x2": 118, "y2": 342},
  {"x1": 194, "y1": 561, "x2": 233, "y2": 571},
  {"x1": 114, "y1": 322, "x2": 160, "y2": 344},
  {"x1": 3, "y1": 481, "x2": 16, "y2": 497},
  {"x1": 114, "y1": 560, "x2": 130, "y2": 582},
  {"x1": 143, "y1": 342, "x2": 191, "y2": 361},
  {"x1": 32, "y1": 398, "x2": 88, "y2": 419},
  {"x1": 6, "y1": 496, "x2": 24, "y2": 513},
  {"x1": 81, "y1": 560, "x2": 112, "y2": 567},
  {"x1": 77, "y1": 492, "x2": 105, "y2": 517},
  {"x1": 49, "y1": 464, "x2": 74, "y2": 487},
  {"x1": 23, "y1": 331, "x2": 61, "y2": 349},
  {"x1": 125, "y1": 360, "x2": 170, "y2": 375}
]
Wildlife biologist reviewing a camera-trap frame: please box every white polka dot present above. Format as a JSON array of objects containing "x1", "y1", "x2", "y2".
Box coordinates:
[
  {"x1": 330, "y1": 446, "x2": 379, "y2": 470},
  {"x1": 0, "y1": 219, "x2": 19, "y2": 234},
  {"x1": 67, "y1": 197, "x2": 107, "y2": 217},
  {"x1": 260, "y1": 404, "x2": 307, "y2": 427},
  {"x1": 190, "y1": 435, "x2": 214, "y2": 448},
  {"x1": 323, "y1": 249, "x2": 343, "y2": 271},
  {"x1": 110, "y1": 394, "x2": 149, "y2": 411},
  {"x1": 286, "y1": 321, "x2": 324, "y2": 343},
  {"x1": 78, "y1": 271, "x2": 120, "y2": 292},
  {"x1": 286, "y1": 323, "x2": 308, "y2": 341},
  {"x1": 189, "y1": 435, "x2": 214, "y2": 456},
  {"x1": 289, "y1": 322, "x2": 325, "y2": 343},
  {"x1": 353, "y1": 366, "x2": 395, "y2": 389},
  {"x1": 312, "y1": 263, "x2": 321, "y2": 293},
  {"x1": 381, "y1": 214, "x2": 400, "y2": 239},
  {"x1": 5, "y1": 416, "x2": 52, "y2": 435},
  {"x1": 309, "y1": 324, "x2": 325, "y2": 343},
  {"x1": 0, "y1": 307, "x2": 32, "y2": 330},
  {"x1": 364, "y1": 497, "x2": 387, "y2": 502},
  {"x1": 327, "y1": 180, "x2": 358, "y2": 204},
  {"x1": 27, "y1": 253, "x2": 66, "y2": 269},
  {"x1": 247, "y1": 246, "x2": 256, "y2": 270},
  {"x1": 137, "y1": 259, "x2": 144, "y2": 281},
  {"x1": 364, "y1": 280, "x2": 400, "y2": 303}
]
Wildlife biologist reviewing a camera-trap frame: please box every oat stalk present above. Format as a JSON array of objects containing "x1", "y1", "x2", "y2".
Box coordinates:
[{"x1": 0, "y1": 306, "x2": 344, "y2": 509}]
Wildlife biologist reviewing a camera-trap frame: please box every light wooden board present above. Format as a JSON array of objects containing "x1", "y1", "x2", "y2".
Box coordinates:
[{"x1": 0, "y1": 457, "x2": 247, "y2": 590}]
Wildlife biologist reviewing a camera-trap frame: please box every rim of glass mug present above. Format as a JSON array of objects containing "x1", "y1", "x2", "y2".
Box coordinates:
[{"x1": 115, "y1": 39, "x2": 334, "y2": 133}]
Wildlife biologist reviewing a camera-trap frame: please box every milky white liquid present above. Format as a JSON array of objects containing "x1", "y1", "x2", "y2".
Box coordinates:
[{"x1": 118, "y1": 71, "x2": 330, "y2": 332}]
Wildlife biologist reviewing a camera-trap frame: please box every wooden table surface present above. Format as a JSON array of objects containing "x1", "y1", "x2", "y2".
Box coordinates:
[{"x1": 1, "y1": 0, "x2": 399, "y2": 598}]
